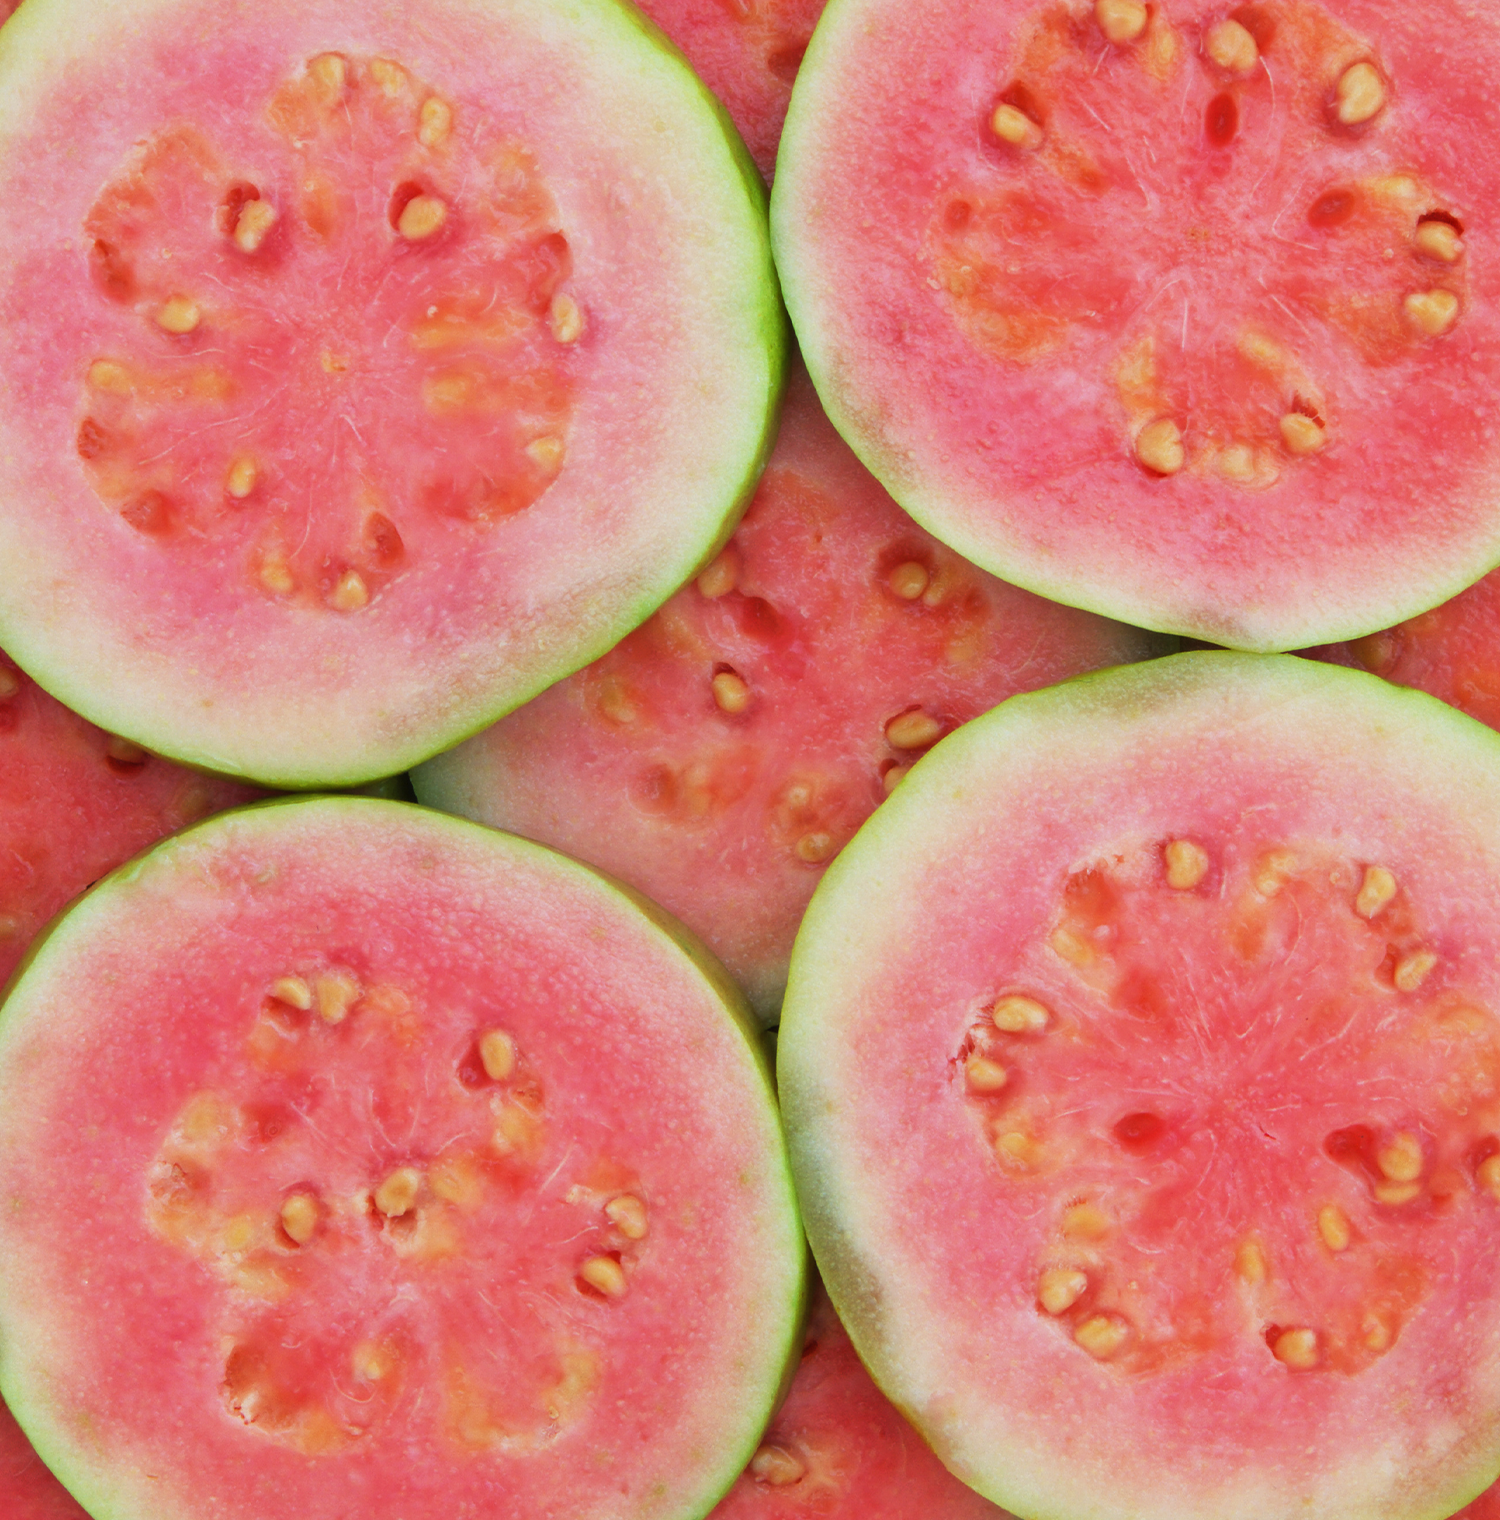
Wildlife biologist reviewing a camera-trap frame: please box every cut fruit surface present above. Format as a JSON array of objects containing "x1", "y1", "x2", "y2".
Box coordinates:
[
  {"x1": 0, "y1": 648, "x2": 262, "y2": 986},
  {"x1": 773, "y1": 0, "x2": 1500, "y2": 648},
  {"x1": 0, "y1": 798, "x2": 803, "y2": 1520},
  {"x1": 711, "y1": 1281, "x2": 1010, "y2": 1519},
  {"x1": 779, "y1": 653, "x2": 1500, "y2": 1520},
  {"x1": 635, "y1": 0, "x2": 826, "y2": 178},
  {"x1": 414, "y1": 367, "x2": 1160, "y2": 1019},
  {"x1": 0, "y1": 0, "x2": 781, "y2": 785}
]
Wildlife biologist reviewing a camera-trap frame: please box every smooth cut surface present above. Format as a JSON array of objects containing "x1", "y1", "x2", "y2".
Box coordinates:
[
  {"x1": 0, "y1": 798, "x2": 803, "y2": 1520},
  {"x1": 0, "y1": 0, "x2": 781, "y2": 785},
  {"x1": 774, "y1": 0, "x2": 1500, "y2": 648},
  {"x1": 780, "y1": 653, "x2": 1500, "y2": 1520}
]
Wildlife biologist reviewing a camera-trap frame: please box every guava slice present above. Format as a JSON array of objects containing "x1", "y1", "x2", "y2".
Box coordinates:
[
  {"x1": 0, "y1": 797, "x2": 803, "y2": 1520},
  {"x1": 413, "y1": 367, "x2": 1161, "y2": 1020},
  {"x1": 773, "y1": 0, "x2": 1500, "y2": 650},
  {"x1": 634, "y1": 0, "x2": 826, "y2": 178},
  {"x1": 712, "y1": 1280, "x2": 1010, "y2": 1519},
  {"x1": 779, "y1": 651, "x2": 1500, "y2": 1520},
  {"x1": 0, "y1": 1401, "x2": 86, "y2": 1520},
  {"x1": 0, "y1": 0, "x2": 781, "y2": 786},
  {"x1": 0, "y1": 648, "x2": 262, "y2": 985}
]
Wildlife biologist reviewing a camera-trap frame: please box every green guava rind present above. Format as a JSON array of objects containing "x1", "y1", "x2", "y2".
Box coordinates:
[
  {"x1": 0, "y1": 0, "x2": 784, "y2": 788},
  {"x1": 778, "y1": 651, "x2": 1500, "y2": 1520},
  {"x1": 0, "y1": 795, "x2": 805, "y2": 1520}
]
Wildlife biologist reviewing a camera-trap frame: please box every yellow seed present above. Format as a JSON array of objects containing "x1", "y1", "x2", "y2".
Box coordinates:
[
  {"x1": 375, "y1": 1167, "x2": 422, "y2": 1217},
  {"x1": 368, "y1": 58, "x2": 409, "y2": 97},
  {"x1": 1062, "y1": 1203, "x2": 1111, "y2": 1239},
  {"x1": 330, "y1": 570, "x2": 370, "y2": 613},
  {"x1": 995, "y1": 1130, "x2": 1040, "y2": 1167},
  {"x1": 271, "y1": 976, "x2": 312, "y2": 1010},
  {"x1": 1415, "y1": 220, "x2": 1462, "y2": 262},
  {"x1": 1049, "y1": 925, "x2": 1095, "y2": 967},
  {"x1": 1074, "y1": 1315, "x2": 1128, "y2": 1359},
  {"x1": 1164, "y1": 839, "x2": 1209, "y2": 889},
  {"x1": 223, "y1": 456, "x2": 257, "y2": 500},
  {"x1": 697, "y1": 548, "x2": 738, "y2": 598},
  {"x1": 1393, "y1": 949, "x2": 1437, "y2": 992},
  {"x1": 1354, "y1": 865, "x2": 1396, "y2": 919},
  {"x1": 106, "y1": 736, "x2": 147, "y2": 764},
  {"x1": 233, "y1": 199, "x2": 277, "y2": 254},
  {"x1": 1335, "y1": 62, "x2": 1386, "y2": 125},
  {"x1": 258, "y1": 555, "x2": 295, "y2": 596},
  {"x1": 1038, "y1": 1268, "x2": 1088, "y2": 1315},
  {"x1": 712, "y1": 671, "x2": 751, "y2": 714},
  {"x1": 87, "y1": 359, "x2": 133, "y2": 394},
  {"x1": 1363, "y1": 1315, "x2": 1394, "y2": 1352},
  {"x1": 1279, "y1": 413, "x2": 1326, "y2": 455},
  {"x1": 156, "y1": 296, "x2": 201, "y2": 335},
  {"x1": 419, "y1": 96, "x2": 453, "y2": 148},
  {"x1": 1405, "y1": 289, "x2": 1459, "y2": 336},
  {"x1": 795, "y1": 831, "x2": 834, "y2": 864},
  {"x1": 882, "y1": 764, "x2": 909, "y2": 795},
  {"x1": 1478, "y1": 1153, "x2": 1500, "y2": 1201},
  {"x1": 1236, "y1": 1239, "x2": 1267, "y2": 1283},
  {"x1": 1377, "y1": 1132, "x2": 1423, "y2": 1183},
  {"x1": 1253, "y1": 849, "x2": 1297, "y2": 897},
  {"x1": 0, "y1": 668, "x2": 16, "y2": 700},
  {"x1": 526, "y1": 435, "x2": 565, "y2": 472},
  {"x1": 549, "y1": 294, "x2": 584, "y2": 344},
  {"x1": 1374, "y1": 1179, "x2": 1422, "y2": 1205},
  {"x1": 605, "y1": 1194, "x2": 649, "y2": 1240},
  {"x1": 309, "y1": 52, "x2": 347, "y2": 93},
  {"x1": 993, "y1": 995, "x2": 1050, "y2": 1033},
  {"x1": 353, "y1": 1341, "x2": 393, "y2": 1380},
  {"x1": 479, "y1": 1029, "x2": 517, "y2": 1081},
  {"x1": 581, "y1": 1255, "x2": 627, "y2": 1298},
  {"x1": 1096, "y1": 0, "x2": 1147, "y2": 42},
  {"x1": 1136, "y1": 418, "x2": 1184, "y2": 475},
  {"x1": 315, "y1": 971, "x2": 360, "y2": 1024},
  {"x1": 1318, "y1": 1204, "x2": 1351, "y2": 1252},
  {"x1": 1206, "y1": 17, "x2": 1258, "y2": 72},
  {"x1": 965, "y1": 1054, "x2": 1009, "y2": 1092},
  {"x1": 749, "y1": 1445, "x2": 805, "y2": 1486},
  {"x1": 991, "y1": 103, "x2": 1042, "y2": 149},
  {"x1": 1217, "y1": 443, "x2": 1259, "y2": 481},
  {"x1": 887, "y1": 561, "x2": 930, "y2": 600},
  {"x1": 886, "y1": 709, "x2": 943, "y2": 750},
  {"x1": 280, "y1": 1192, "x2": 318, "y2": 1244},
  {"x1": 221, "y1": 1213, "x2": 257, "y2": 1252},
  {"x1": 1273, "y1": 1327, "x2": 1319, "y2": 1369},
  {"x1": 398, "y1": 195, "x2": 448, "y2": 241}
]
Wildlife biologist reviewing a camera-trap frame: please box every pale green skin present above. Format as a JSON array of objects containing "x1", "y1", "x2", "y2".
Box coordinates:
[
  {"x1": 0, "y1": 0, "x2": 785, "y2": 789},
  {"x1": 0, "y1": 796, "x2": 806, "y2": 1520},
  {"x1": 778, "y1": 652, "x2": 1500, "y2": 1520}
]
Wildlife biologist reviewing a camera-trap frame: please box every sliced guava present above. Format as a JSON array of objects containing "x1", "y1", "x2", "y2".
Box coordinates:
[
  {"x1": 779, "y1": 651, "x2": 1500, "y2": 1520},
  {"x1": 0, "y1": 0, "x2": 781, "y2": 786},
  {"x1": 413, "y1": 367, "x2": 1161, "y2": 1020},
  {"x1": 0, "y1": 797, "x2": 803, "y2": 1520},
  {"x1": 634, "y1": 0, "x2": 826, "y2": 178},
  {"x1": 773, "y1": 0, "x2": 1500, "y2": 649},
  {"x1": 712, "y1": 1279, "x2": 1010, "y2": 1519},
  {"x1": 0, "y1": 647, "x2": 262, "y2": 986}
]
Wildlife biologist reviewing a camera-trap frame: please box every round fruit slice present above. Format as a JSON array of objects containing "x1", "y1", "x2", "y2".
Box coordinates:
[
  {"x1": 635, "y1": 0, "x2": 826, "y2": 179},
  {"x1": 774, "y1": 0, "x2": 1500, "y2": 649},
  {"x1": 712, "y1": 1279, "x2": 1009, "y2": 1519},
  {"x1": 413, "y1": 367, "x2": 1160, "y2": 1019},
  {"x1": 0, "y1": 0, "x2": 781, "y2": 786},
  {"x1": 0, "y1": 648, "x2": 263, "y2": 985},
  {"x1": 1, "y1": 1401, "x2": 87, "y2": 1520},
  {"x1": 779, "y1": 652, "x2": 1500, "y2": 1520},
  {"x1": 0, "y1": 798, "x2": 803, "y2": 1520}
]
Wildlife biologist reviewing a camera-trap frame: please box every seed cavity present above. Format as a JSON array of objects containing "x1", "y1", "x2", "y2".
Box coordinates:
[
  {"x1": 1096, "y1": 0, "x2": 1148, "y2": 43},
  {"x1": 1273, "y1": 1326, "x2": 1319, "y2": 1369},
  {"x1": 156, "y1": 296, "x2": 202, "y2": 335},
  {"x1": 1135, "y1": 418, "x2": 1184, "y2": 475},
  {"x1": 993, "y1": 994, "x2": 1050, "y2": 1033},
  {"x1": 374, "y1": 1167, "x2": 422, "y2": 1218},
  {"x1": 1279, "y1": 413, "x2": 1326, "y2": 455},
  {"x1": 712, "y1": 670, "x2": 751, "y2": 714},
  {"x1": 1393, "y1": 949, "x2": 1437, "y2": 992},
  {"x1": 330, "y1": 570, "x2": 370, "y2": 613},
  {"x1": 279, "y1": 1192, "x2": 319, "y2": 1245},
  {"x1": 696, "y1": 548, "x2": 739, "y2": 599},
  {"x1": 418, "y1": 96, "x2": 453, "y2": 148},
  {"x1": 1354, "y1": 865, "x2": 1396, "y2": 919},
  {"x1": 1113, "y1": 1111, "x2": 1165, "y2": 1151},
  {"x1": 1074, "y1": 1315, "x2": 1128, "y2": 1359},
  {"x1": 605, "y1": 1194, "x2": 649, "y2": 1239},
  {"x1": 885, "y1": 708, "x2": 944, "y2": 750},
  {"x1": 1404, "y1": 289, "x2": 1459, "y2": 336},
  {"x1": 1308, "y1": 188, "x2": 1358, "y2": 228},
  {"x1": 398, "y1": 195, "x2": 448, "y2": 241},
  {"x1": 1318, "y1": 1204, "x2": 1351, "y2": 1252},
  {"x1": 315, "y1": 971, "x2": 360, "y2": 1025},
  {"x1": 1335, "y1": 62, "x2": 1386, "y2": 125},
  {"x1": 549, "y1": 294, "x2": 584, "y2": 344},
  {"x1": 1415, "y1": 218, "x2": 1463, "y2": 262},
  {"x1": 888, "y1": 561, "x2": 930, "y2": 600},
  {"x1": 478, "y1": 1029, "x2": 517, "y2": 1082},
  {"x1": 580, "y1": 1255, "x2": 627, "y2": 1298},
  {"x1": 1038, "y1": 1268, "x2": 1088, "y2": 1315},
  {"x1": 1164, "y1": 839, "x2": 1209, "y2": 889},
  {"x1": 1205, "y1": 17, "x2": 1258, "y2": 71},
  {"x1": 965, "y1": 1054, "x2": 1009, "y2": 1092},
  {"x1": 1206, "y1": 91, "x2": 1238, "y2": 146},
  {"x1": 233, "y1": 199, "x2": 277, "y2": 254},
  {"x1": 750, "y1": 1445, "x2": 805, "y2": 1486},
  {"x1": 992, "y1": 103, "x2": 1043, "y2": 149}
]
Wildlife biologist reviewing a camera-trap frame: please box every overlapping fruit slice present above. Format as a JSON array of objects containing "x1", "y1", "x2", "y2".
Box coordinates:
[
  {"x1": 0, "y1": 799, "x2": 802, "y2": 1520},
  {"x1": 0, "y1": 0, "x2": 779, "y2": 784},
  {"x1": 774, "y1": 0, "x2": 1500, "y2": 647},
  {"x1": 780, "y1": 654, "x2": 1500, "y2": 1520},
  {"x1": 414, "y1": 369, "x2": 1160, "y2": 1019}
]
